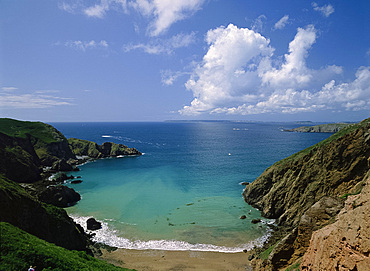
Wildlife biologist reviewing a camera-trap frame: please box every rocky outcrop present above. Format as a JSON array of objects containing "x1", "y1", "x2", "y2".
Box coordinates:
[
  {"x1": 68, "y1": 138, "x2": 142, "y2": 158},
  {"x1": 0, "y1": 176, "x2": 90, "y2": 252},
  {"x1": 0, "y1": 132, "x2": 41, "y2": 183},
  {"x1": 244, "y1": 118, "x2": 370, "y2": 270},
  {"x1": 301, "y1": 171, "x2": 370, "y2": 270},
  {"x1": 87, "y1": 217, "x2": 102, "y2": 231},
  {"x1": 243, "y1": 119, "x2": 370, "y2": 228},
  {"x1": 285, "y1": 123, "x2": 351, "y2": 133},
  {"x1": 39, "y1": 185, "x2": 81, "y2": 208}
]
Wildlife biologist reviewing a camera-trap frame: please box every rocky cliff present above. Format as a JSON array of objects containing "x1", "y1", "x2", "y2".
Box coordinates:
[
  {"x1": 68, "y1": 138, "x2": 142, "y2": 158},
  {"x1": 244, "y1": 118, "x2": 370, "y2": 270},
  {"x1": 285, "y1": 123, "x2": 351, "y2": 133},
  {"x1": 301, "y1": 170, "x2": 370, "y2": 270},
  {"x1": 0, "y1": 175, "x2": 90, "y2": 252}
]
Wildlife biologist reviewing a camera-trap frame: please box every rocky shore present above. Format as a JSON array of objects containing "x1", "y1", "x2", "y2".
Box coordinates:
[
  {"x1": 2, "y1": 117, "x2": 370, "y2": 270},
  {"x1": 243, "y1": 118, "x2": 370, "y2": 270},
  {"x1": 0, "y1": 118, "x2": 141, "y2": 266}
]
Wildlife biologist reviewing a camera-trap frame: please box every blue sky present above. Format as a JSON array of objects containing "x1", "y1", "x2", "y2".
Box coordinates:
[{"x1": 1, "y1": 0, "x2": 369, "y2": 122}]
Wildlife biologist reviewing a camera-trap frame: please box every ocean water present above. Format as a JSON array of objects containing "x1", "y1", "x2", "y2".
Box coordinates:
[{"x1": 52, "y1": 121, "x2": 330, "y2": 252}]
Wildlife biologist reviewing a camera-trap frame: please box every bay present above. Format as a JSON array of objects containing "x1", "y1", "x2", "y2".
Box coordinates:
[{"x1": 52, "y1": 121, "x2": 330, "y2": 252}]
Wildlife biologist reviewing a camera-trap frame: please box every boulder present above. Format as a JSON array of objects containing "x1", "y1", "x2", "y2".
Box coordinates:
[
  {"x1": 71, "y1": 180, "x2": 83, "y2": 184},
  {"x1": 240, "y1": 215, "x2": 247, "y2": 219},
  {"x1": 251, "y1": 219, "x2": 261, "y2": 224},
  {"x1": 87, "y1": 217, "x2": 102, "y2": 230},
  {"x1": 51, "y1": 159, "x2": 74, "y2": 172},
  {"x1": 39, "y1": 185, "x2": 81, "y2": 208}
]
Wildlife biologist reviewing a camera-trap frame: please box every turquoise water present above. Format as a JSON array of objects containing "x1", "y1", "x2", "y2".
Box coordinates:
[{"x1": 53, "y1": 122, "x2": 330, "y2": 252}]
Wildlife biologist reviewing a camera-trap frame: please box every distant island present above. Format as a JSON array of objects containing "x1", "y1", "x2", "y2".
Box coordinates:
[{"x1": 284, "y1": 122, "x2": 353, "y2": 133}]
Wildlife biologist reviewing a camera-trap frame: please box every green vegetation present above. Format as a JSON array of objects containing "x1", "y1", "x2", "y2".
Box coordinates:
[
  {"x1": 287, "y1": 123, "x2": 351, "y2": 133},
  {"x1": 68, "y1": 138, "x2": 100, "y2": 157},
  {"x1": 259, "y1": 243, "x2": 276, "y2": 260},
  {"x1": 276, "y1": 119, "x2": 369, "y2": 167},
  {"x1": 285, "y1": 261, "x2": 301, "y2": 271},
  {"x1": 0, "y1": 118, "x2": 66, "y2": 144},
  {"x1": 0, "y1": 222, "x2": 134, "y2": 271}
]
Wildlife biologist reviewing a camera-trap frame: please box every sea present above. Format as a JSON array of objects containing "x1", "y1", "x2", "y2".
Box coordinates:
[{"x1": 51, "y1": 121, "x2": 330, "y2": 253}]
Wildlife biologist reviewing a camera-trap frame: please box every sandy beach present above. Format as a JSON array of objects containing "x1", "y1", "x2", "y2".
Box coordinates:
[{"x1": 99, "y1": 248, "x2": 253, "y2": 271}]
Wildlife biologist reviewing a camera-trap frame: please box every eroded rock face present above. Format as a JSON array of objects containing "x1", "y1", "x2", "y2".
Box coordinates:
[
  {"x1": 243, "y1": 119, "x2": 370, "y2": 228},
  {"x1": 39, "y1": 185, "x2": 81, "y2": 208},
  {"x1": 301, "y1": 173, "x2": 370, "y2": 270},
  {"x1": 0, "y1": 177, "x2": 90, "y2": 252}
]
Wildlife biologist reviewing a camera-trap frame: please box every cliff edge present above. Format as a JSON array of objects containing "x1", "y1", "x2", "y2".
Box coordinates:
[{"x1": 243, "y1": 118, "x2": 370, "y2": 270}]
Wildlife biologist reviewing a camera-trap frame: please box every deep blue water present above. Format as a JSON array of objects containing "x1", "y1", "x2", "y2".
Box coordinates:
[{"x1": 51, "y1": 121, "x2": 330, "y2": 252}]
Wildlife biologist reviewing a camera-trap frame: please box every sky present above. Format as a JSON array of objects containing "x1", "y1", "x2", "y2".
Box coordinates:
[{"x1": 0, "y1": 0, "x2": 369, "y2": 122}]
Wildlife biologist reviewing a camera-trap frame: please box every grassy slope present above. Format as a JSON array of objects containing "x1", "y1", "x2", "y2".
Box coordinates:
[
  {"x1": 276, "y1": 118, "x2": 369, "y2": 167},
  {"x1": 0, "y1": 118, "x2": 65, "y2": 144},
  {"x1": 0, "y1": 222, "x2": 134, "y2": 271}
]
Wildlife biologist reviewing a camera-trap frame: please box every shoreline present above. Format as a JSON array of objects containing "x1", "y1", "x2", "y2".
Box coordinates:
[{"x1": 99, "y1": 248, "x2": 253, "y2": 271}]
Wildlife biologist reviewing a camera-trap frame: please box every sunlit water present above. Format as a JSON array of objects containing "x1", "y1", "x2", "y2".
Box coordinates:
[{"x1": 52, "y1": 122, "x2": 330, "y2": 252}]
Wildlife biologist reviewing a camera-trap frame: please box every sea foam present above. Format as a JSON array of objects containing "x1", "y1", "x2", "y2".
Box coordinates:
[{"x1": 70, "y1": 215, "x2": 271, "y2": 253}]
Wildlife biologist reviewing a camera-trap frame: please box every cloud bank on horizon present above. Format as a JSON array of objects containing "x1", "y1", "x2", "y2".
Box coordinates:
[{"x1": 1, "y1": 0, "x2": 369, "y2": 121}]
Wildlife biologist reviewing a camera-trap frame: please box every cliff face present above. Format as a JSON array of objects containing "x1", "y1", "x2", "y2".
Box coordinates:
[
  {"x1": 285, "y1": 123, "x2": 351, "y2": 133},
  {"x1": 0, "y1": 118, "x2": 76, "y2": 168},
  {"x1": 243, "y1": 119, "x2": 370, "y2": 228},
  {"x1": 68, "y1": 138, "x2": 142, "y2": 158},
  {"x1": 0, "y1": 175, "x2": 90, "y2": 252},
  {"x1": 244, "y1": 118, "x2": 370, "y2": 270},
  {"x1": 0, "y1": 132, "x2": 41, "y2": 183},
  {"x1": 301, "y1": 170, "x2": 370, "y2": 270}
]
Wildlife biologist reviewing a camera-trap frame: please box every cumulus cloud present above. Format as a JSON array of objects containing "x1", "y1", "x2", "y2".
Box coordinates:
[
  {"x1": 124, "y1": 32, "x2": 196, "y2": 54},
  {"x1": 312, "y1": 2, "x2": 335, "y2": 17},
  {"x1": 274, "y1": 15, "x2": 289, "y2": 30},
  {"x1": 63, "y1": 40, "x2": 109, "y2": 51},
  {"x1": 180, "y1": 24, "x2": 368, "y2": 116},
  {"x1": 180, "y1": 24, "x2": 274, "y2": 115}
]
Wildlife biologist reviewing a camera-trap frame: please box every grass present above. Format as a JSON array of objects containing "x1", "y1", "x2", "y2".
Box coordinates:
[
  {"x1": 0, "y1": 118, "x2": 65, "y2": 144},
  {"x1": 274, "y1": 118, "x2": 370, "y2": 168},
  {"x1": 0, "y1": 222, "x2": 134, "y2": 271},
  {"x1": 259, "y1": 243, "x2": 277, "y2": 260}
]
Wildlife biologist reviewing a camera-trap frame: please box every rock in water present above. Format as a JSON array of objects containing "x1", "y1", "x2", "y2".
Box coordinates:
[
  {"x1": 251, "y1": 219, "x2": 261, "y2": 224},
  {"x1": 87, "y1": 218, "x2": 102, "y2": 230},
  {"x1": 39, "y1": 186, "x2": 81, "y2": 208}
]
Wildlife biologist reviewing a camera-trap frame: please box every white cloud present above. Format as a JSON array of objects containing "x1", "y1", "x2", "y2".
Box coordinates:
[
  {"x1": 1, "y1": 87, "x2": 18, "y2": 92},
  {"x1": 161, "y1": 70, "x2": 190, "y2": 85},
  {"x1": 0, "y1": 93, "x2": 74, "y2": 109},
  {"x1": 130, "y1": 0, "x2": 205, "y2": 36},
  {"x1": 80, "y1": 0, "x2": 205, "y2": 36},
  {"x1": 180, "y1": 24, "x2": 369, "y2": 116},
  {"x1": 83, "y1": 0, "x2": 128, "y2": 18},
  {"x1": 124, "y1": 32, "x2": 196, "y2": 54},
  {"x1": 274, "y1": 15, "x2": 289, "y2": 30},
  {"x1": 63, "y1": 40, "x2": 109, "y2": 51},
  {"x1": 180, "y1": 24, "x2": 274, "y2": 115},
  {"x1": 312, "y1": 2, "x2": 335, "y2": 17},
  {"x1": 251, "y1": 15, "x2": 266, "y2": 33}
]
